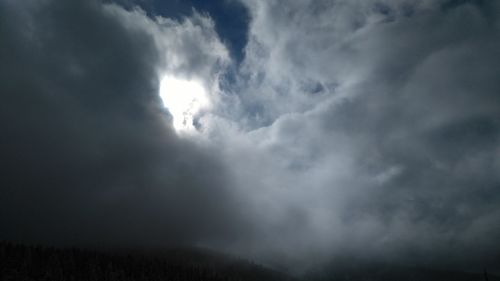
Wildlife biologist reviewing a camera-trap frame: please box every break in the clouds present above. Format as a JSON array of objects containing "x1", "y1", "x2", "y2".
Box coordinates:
[
  {"x1": 1, "y1": 0, "x2": 500, "y2": 273},
  {"x1": 0, "y1": 0, "x2": 239, "y2": 247}
]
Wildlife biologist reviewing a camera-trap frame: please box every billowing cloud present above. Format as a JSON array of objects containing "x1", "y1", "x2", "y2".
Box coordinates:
[
  {"x1": 200, "y1": 0, "x2": 500, "y2": 271},
  {"x1": 1, "y1": 0, "x2": 499, "y2": 275},
  {"x1": 0, "y1": 0, "x2": 241, "y2": 248}
]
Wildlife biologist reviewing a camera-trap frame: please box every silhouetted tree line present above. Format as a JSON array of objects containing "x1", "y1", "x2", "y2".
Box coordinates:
[
  {"x1": 0, "y1": 241, "x2": 295, "y2": 281},
  {"x1": 5, "y1": 241, "x2": 495, "y2": 281}
]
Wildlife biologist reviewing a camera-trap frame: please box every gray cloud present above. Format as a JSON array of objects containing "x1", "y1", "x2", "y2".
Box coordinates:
[
  {"x1": 1, "y1": 0, "x2": 500, "y2": 275},
  {"x1": 200, "y1": 0, "x2": 500, "y2": 272},
  {"x1": 0, "y1": 0, "x2": 243, "y2": 248}
]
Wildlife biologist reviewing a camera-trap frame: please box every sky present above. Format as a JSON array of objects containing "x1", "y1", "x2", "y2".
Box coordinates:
[{"x1": 1, "y1": 0, "x2": 500, "y2": 274}]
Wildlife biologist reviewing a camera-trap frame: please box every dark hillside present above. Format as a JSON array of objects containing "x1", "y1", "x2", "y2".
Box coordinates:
[
  {"x1": 2, "y1": 241, "x2": 498, "y2": 281},
  {"x1": 0, "y1": 242, "x2": 296, "y2": 281}
]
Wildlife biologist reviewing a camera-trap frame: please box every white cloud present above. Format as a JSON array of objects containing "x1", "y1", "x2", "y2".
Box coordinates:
[{"x1": 197, "y1": 0, "x2": 500, "y2": 269}]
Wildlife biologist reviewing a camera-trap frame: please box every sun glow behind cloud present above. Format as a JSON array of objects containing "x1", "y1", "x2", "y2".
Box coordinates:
[{"x1": 159, "y1": 75, "x2": 210, "y2": 132}]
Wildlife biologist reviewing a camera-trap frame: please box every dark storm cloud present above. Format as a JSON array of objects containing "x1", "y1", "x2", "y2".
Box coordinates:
[{"x1": 0, "y1": 0, "x2": 243, "y2": 248}]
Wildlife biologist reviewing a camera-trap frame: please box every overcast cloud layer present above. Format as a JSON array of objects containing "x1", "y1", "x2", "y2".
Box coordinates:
[{"x1": 1, "y1": 0, "x2": 499, "y2": 273}]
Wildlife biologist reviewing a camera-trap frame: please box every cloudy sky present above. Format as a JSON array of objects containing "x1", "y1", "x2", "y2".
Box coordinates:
[{"x1": 1, "y1": 0, "x2": 499, "y2": 273}]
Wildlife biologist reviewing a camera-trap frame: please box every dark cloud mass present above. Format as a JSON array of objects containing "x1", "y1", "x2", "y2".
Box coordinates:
[
  {"x1": 1, "y1": 0, "x2": 500, "y2": 274},
  {"x1": 0, "y1": 0, "x2": 242, "y2": 248}
]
